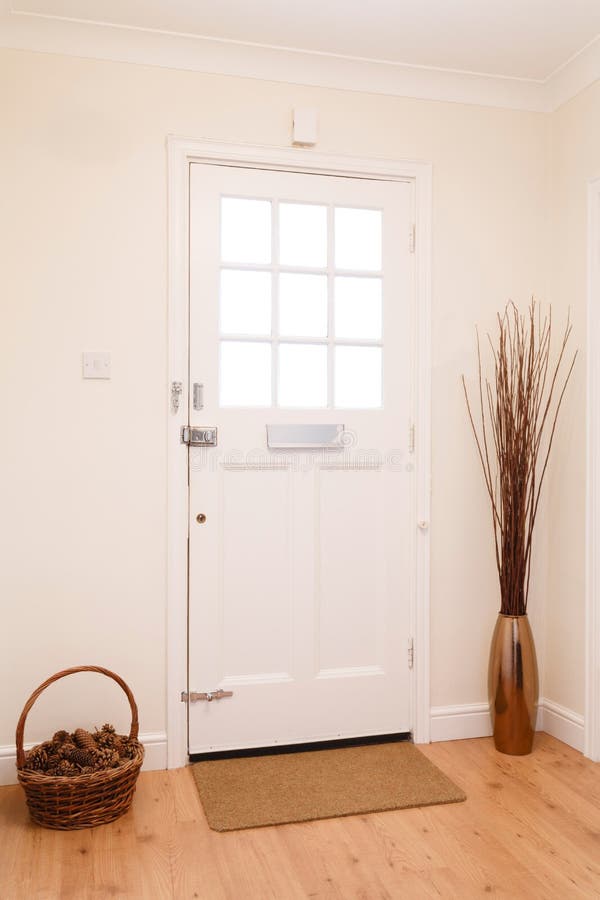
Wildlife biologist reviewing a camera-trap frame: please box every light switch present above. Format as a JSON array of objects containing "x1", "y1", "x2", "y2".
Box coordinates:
[{"x1": 82, "y1": 351, "x2": 111, "y2": 379}]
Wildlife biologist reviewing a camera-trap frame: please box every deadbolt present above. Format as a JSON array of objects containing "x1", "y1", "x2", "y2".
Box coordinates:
[{"x1": 196, "y1": 513, "x2": 207, "y2": 524}]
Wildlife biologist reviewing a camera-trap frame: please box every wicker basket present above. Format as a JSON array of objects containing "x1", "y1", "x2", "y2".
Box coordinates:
[{"x1": 16, "y1": 665, "x2": 145, "y2": 830}]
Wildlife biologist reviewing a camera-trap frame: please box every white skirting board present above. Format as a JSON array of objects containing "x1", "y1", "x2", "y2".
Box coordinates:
[
  {"x1": 430, "y1": 699, "x2": 584, "y2": 752},
  {"x1": 0, "y1": 705, "x2": 585, "y2": 785},
  {"x1": 429, "y1": 703, "x2": 493, "y2": 742},
  {"x1": 540, "y1": 699, "x2": 585, "y2": 752},
  {"x1": 0, "y1": 732, "x2": 167, "y2": 787}
]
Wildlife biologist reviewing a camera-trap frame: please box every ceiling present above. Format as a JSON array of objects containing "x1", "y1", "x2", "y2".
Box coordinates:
[{"x1": 10, "y1": 0, "x2": 600, "y2": 81}]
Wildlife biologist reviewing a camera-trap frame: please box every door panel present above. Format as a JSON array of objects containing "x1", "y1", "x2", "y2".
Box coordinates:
[
  {"x1": 317, "y1": 468, "x2": 386, "y2": 672},
  {"x1": 221, "y1": 468, "x2": 292, "y2": 679},
  {"x1": 188, "y1": 162, "x2": 414, "y2": 753}
]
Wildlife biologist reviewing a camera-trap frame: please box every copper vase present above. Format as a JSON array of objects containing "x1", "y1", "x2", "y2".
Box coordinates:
[{"x1": 488, "y1": 614, "x2": 539, "y2": 755}]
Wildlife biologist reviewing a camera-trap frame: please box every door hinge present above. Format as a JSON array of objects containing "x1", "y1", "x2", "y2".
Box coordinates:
[
  {"x1": 181, "y1": 689, "x2": 233, "y2": 703},
  {"x1": 408, "y1": 422, "x2": 415, "y2": 454},
  {"x1": 181, "y1": 425, "x2": 218, "y2": 446},
  {"x1": 408, "y1": 638, "x2": 414, "y2": 669},
  {"x1": 409, "y1": 223, "x2": 416, "y2": 254}
]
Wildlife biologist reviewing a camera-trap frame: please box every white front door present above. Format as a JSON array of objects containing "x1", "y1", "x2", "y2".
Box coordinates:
[{"x1": 187, "y1": 162, "x2": 415, "y2": 754}]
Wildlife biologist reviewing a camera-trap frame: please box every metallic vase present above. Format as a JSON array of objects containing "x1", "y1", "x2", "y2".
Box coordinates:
[{"x1": 488, "y1": 614, "x2": 539, "y2": 755}]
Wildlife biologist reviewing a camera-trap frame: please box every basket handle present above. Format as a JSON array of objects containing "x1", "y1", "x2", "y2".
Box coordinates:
[{"x1": 15, "y1": 665, "x2": 140, "y2": 768}]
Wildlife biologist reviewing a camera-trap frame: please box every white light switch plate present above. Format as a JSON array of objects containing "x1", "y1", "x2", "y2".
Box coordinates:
[{"x1": 82, "y1": 351, "x2": 111, "y2": 379}]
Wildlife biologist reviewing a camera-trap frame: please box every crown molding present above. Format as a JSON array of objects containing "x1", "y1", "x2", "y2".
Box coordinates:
[
  {"x1": 546, "y1": 33, "x2": 600, "y2": 110},
  {"x1": 0, "y1": 9, "x2": 597, "y2": 112},
  {"x1": 0, "y1": 9, "x2": 549, "y2": 111}
]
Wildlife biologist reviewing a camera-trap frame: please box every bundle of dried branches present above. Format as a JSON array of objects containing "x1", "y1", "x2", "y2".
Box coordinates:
[{"x1": 462, "y1": 300, "x2": 576, "y2": 616}]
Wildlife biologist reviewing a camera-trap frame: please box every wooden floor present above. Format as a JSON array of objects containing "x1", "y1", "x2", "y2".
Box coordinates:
[{"x1": 2, "y1": 733, "x2": 600, "y2": 899}]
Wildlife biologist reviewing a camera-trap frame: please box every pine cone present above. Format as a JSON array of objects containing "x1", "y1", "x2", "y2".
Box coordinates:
[
  {"x1": 94, "y1": 747, "x2": 120, "y2": 770},
  {"x1": 46, "y1": 754, "x2": 61, "y2": 769},
  {"x1": 101, "y1": 723, "x2": 116, "y2": 735},
  {"x1": 52, "y1": 730, "x2": 70, "y2": 744},
  {"x1": 120, "y1": 739, "x2": 138, "y2": 759},
  {"x1": 74, "y1": 728, "x2": 96, "y2": 751},
  {"x1": 58, "y1": 742, "x2": 77, "y2": 760},
  {"x1": 25, "y1": 746, "x2": 48, "y2": 771},
  {"x1": 106, "y1": 748, "x2": 120, "y2": 768},
  {"x1": 96, "y1": 731, "x2": 116, "y2": 749},
  {"x1": 56, "y1": 758, "x2": 78, "y2": 776},
  {"x1": 70, "y1": 748, "x2": 95, "y2": 768}
]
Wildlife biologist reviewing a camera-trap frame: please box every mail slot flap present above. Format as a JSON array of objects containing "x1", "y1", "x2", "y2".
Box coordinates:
[{"x1": 266, "y1": 423, "x2": 345, "y2": 449}]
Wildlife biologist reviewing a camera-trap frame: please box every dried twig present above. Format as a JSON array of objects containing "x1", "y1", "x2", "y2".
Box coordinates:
[{"x1": 462, "y1": 300, "x2": 576, "y2": 615}]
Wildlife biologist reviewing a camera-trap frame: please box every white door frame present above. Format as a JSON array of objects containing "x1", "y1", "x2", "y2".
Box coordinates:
[
  {"x1": 586, "y1": 174, "x2": 600, "y2": 761},
  {"x1": 166, "y1": 137, "x2": 432, "y2": 769}
]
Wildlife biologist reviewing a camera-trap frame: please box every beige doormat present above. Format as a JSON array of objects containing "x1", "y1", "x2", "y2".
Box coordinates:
[{"x1": 191, "y1": 741, "x2": 466, "y2": 831}]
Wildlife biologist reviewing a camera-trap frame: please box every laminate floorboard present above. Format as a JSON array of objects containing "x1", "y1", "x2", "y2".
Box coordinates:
[{"x1": 1, "y1": 733, "x2": 599, "y2": 899}]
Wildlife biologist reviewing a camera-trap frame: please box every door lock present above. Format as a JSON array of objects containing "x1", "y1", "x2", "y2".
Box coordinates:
[
  {"x1": 181, "y1": 689, "x2": 234, "y2": 703},
  {"x1": 181, "y1": 426, "x2": 218, "y2": 446}
]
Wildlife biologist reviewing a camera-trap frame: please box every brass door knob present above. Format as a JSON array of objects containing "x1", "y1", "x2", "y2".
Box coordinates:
[{"x1": 196, "y1": 513, "x2": 207, "y2": 524}]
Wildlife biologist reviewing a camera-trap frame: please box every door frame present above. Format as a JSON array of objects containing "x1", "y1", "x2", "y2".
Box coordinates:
[
  {"x1": 166, "y1": 136, "x2": 432, "y2": 768},
  {"x1": 586, "y1": 174, "x2": 600, "y2": 761}
]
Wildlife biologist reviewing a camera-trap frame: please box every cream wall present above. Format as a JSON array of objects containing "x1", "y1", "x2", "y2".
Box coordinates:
[
  {"x1": 545, "y1": 80, "x2": 600, "y2": 716},
  {"x1": 0, "y1": 48, "x2": 549, "y2": 750}
]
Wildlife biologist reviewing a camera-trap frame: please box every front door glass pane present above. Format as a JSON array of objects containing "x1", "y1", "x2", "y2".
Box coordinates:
[
  {"x1": 220, "y1": 269, "x2": 272, "y2": 336},
  {"x1": 220, "y1": 341, "x2": 272, "y2": 407},
  {"x1": 279, "y1": 273, "x2": 328, "y2": 338},
  {"x1": 334, "y1": 346, "x2": 382, "y2": 409},
  {"x1": 221, "y1": 197, "x2": 272, "y2": 265},
  {"x1": 279, "y1": 203, "x2": 327, "y2": 268},
  {"x1": 278, "y1": 344, "x2": 328, "y2": 408},
  {"x1": 334, "y1": 207, "x2": 382, "y2": 272},
  {"x1": 334, "y1": 276, "x2": 382, "y2": 340}
]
